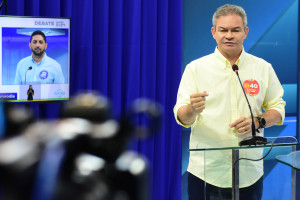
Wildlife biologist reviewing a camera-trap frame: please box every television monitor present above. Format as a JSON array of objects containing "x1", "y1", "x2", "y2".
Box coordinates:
[{"x1": 0, "y1": 16, "x2": 70, "y2": 103}]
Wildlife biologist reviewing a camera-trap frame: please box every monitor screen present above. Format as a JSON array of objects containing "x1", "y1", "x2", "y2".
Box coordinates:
[{"x1": 0, "y1": 16, "x2": 70, "y2": 103}]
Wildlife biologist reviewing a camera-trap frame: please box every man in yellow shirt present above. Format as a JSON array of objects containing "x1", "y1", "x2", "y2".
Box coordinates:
[{"x1": 174, "y1": 4, "x2": 285, "y2": 200}]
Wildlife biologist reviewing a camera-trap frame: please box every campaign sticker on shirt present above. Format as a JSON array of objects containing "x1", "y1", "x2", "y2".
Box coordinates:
[
  {"x1": 39, "y1": 70, "x2": 49, "y2": 80},
  {"x1": 243, "y1": 79, "x2": 260, "y2": 96}
]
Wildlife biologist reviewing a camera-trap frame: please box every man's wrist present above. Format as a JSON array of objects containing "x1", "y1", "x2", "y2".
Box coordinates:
[
  {"x1": 256, "y1": 116, "x2": 266, "y2": 130},
  {"x1": 254, "y1": 117, "x2": 259, "y2": 130}
]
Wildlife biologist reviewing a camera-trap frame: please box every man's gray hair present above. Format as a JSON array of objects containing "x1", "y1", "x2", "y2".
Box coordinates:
[{"x1": 212, "y1": 4, "x2": 247, "y2": 28}]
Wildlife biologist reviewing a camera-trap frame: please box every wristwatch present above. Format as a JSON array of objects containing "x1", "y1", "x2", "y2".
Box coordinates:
[{"x1": 257, "y1": 116, "x2": 266, "y2": 129}]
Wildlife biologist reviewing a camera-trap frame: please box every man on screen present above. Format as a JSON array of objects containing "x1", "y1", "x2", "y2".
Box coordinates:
[{"x1": 14, "y1": 30, "x2": 64, "y2": 84}]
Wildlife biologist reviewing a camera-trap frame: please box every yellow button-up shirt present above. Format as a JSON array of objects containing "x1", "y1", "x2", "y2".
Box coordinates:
[{"x1": 174, "y1": 48, "x2": 285, "y2": 188}]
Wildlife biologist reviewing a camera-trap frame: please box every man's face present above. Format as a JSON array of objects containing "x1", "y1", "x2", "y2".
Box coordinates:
[
  {"x1": 29, "y1": 35, "x2": 47, "y2": 57},
  {"x1": 211, "y1": 14, "x2": 249, "y2": 58}
]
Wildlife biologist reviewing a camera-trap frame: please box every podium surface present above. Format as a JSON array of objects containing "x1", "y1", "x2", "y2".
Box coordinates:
[
  {"x1": 189, "y1": 136, "x2": 299, "y2": 200},
  {"x1": 276, "y1": 151, "x2": 300, "y2": 170}
]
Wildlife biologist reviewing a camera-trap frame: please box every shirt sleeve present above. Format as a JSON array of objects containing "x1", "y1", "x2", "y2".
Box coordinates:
[
  {"x1": 173, "y1": 63, "x2": 200, "y2": 128},
  {"x1": 262, "y1": 65, "x2": 286, "y2": 125}
]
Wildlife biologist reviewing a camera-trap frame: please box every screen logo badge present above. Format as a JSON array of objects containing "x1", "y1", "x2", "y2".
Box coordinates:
[{"x1": 39, "y1": 70, "x2": 49, "y2": 80}]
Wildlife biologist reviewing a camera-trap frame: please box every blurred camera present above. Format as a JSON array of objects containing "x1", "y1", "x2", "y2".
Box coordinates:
[{"x1": 0, "y1": 92, "x2": 162, "y2": 200}]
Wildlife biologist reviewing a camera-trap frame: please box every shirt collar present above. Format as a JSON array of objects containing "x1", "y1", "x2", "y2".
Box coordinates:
[
  {"x1": 31, "y1": 53, "x2": 47, "y2": 64},
  {"x1": 214, "y1": 47, "x2": 246, "y2": 70}
]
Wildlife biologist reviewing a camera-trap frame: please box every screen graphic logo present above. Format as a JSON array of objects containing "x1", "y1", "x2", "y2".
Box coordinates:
[
  {"x1": 0, "y1": 93, "x2": 17, "y2": 100},
  {"x1": 54, "y1": 89, "x2": 66, "y2": 98}
]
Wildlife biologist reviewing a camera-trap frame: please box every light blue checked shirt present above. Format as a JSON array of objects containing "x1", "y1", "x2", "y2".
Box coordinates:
[{"x1": 15, "y1": 53, "x2": 65, "y2": 84}]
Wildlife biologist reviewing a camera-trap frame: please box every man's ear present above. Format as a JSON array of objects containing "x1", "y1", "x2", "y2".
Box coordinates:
[
  {"x1": 211, "y1": 27, "x2": 216, "y2": 39},
  {"x1": 244, "y1": 27, "x2": 249, "y2": 39}
]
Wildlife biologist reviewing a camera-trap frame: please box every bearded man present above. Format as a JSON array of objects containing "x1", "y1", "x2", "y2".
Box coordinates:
[{"x1": 15, "y1": 30, "x2": 64, "y2": 84}]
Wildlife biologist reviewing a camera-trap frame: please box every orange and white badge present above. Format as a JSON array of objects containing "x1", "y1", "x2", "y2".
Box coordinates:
[{"x1": 243, "y1": 79, "x2": 260, "y2": 96}]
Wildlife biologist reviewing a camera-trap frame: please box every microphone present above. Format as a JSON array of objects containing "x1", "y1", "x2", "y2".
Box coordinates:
[
  {"x1": 232, "y1": 64, "x2": 267, "y2": 146},
  {"x1": 25, "y1": 66, "x2": 32, "y2": 84}
]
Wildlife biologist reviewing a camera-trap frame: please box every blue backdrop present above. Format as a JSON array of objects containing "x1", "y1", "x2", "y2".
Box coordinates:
[{"x1": 1, "y1": 0, "x2": 183, "y2": 200}]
